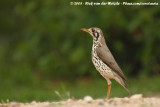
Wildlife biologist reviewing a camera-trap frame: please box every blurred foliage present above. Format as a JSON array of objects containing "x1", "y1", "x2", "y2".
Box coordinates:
[{"x1": 0, "y1": 0, "x2": 160, "y2": 101}]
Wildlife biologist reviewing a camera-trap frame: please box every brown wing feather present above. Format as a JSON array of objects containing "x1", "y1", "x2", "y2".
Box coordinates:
[{"x1": 96, "y1": 44, "x2": 128, "y2": 81}]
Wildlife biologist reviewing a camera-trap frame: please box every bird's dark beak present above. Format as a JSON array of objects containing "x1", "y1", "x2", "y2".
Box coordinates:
[{"x1": 81, "y1": 28, "x2": 90, "y2": 33}]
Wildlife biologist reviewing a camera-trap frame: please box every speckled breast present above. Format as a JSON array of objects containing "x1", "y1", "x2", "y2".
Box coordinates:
[{"x1": 92, "y1": 47, "x2": 115, "y2": 79}]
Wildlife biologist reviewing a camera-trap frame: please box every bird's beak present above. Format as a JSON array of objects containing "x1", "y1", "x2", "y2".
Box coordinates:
[{"x1": 81, "y1": 28, "x2": 90, "y2": 33}]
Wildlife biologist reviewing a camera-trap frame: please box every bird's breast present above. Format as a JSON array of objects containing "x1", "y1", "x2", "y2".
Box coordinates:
[{"x1": 91, "y1": 46, "x2": 115, "y2": 79}]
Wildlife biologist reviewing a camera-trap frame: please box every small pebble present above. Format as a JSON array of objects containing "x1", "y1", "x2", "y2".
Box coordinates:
[
  {"x1": 31, "y1": 101, "x2": 36, "y2": 104},
  {"x1": 98, "y1": 102, "x2": 104, "y2": 106},
  {"x1": 130, "y1": 94, "x2": 143, "y2": 99},
  {"x1": 67, "y1": 99, "x2": 73, "y2": 102},
  {"x1": 84, "y1": 96, "x2": 93, "y2": 103},
  {"x1": 108, "y1": 99, "x2": 113, "y2": 104}
]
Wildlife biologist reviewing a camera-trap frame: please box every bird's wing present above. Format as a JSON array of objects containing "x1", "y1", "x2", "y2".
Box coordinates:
[{"x1": 96, "y1": 44, "x2": 127, "y2": 81}]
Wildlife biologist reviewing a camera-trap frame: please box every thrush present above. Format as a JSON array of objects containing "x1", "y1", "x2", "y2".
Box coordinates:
[{"x1": 81, "y1": 27, "x2": 130, "y2": 100}]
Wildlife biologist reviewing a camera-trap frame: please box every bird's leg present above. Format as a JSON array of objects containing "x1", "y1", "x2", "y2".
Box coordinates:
[
  {"x1": 107, "y1": 83, "x2": 112, "y2": 100},
  {"x1": 106, "y1": 79, "x2": 112, "y2": 100}
]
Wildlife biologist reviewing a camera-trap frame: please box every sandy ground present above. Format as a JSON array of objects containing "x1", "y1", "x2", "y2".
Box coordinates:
[{"x1": 1, "y1": 94, "x2": 160, "y2": 107}]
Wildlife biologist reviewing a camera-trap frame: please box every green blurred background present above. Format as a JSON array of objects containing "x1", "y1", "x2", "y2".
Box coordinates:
[{"x1": 0, "y1": 0, "x2": 160, "y2": 102}]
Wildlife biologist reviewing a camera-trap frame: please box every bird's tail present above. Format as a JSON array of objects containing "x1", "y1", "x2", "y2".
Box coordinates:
[
  {"x1": 122, "y1": 84, "x2": 130, "y2": 95},
  {"x1": 115, "y1": 77, "x2": 130, "y2": 95}
]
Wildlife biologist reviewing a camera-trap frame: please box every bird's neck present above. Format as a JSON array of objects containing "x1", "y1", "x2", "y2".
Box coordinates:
[
  {"x1": 93, "y1": 40, "x2": 101, "y2": 49},
  {"x1": 92, "y1": 41, "x2": 101, "y2": 59},
  {"x1": 92, "y1": 40, "x2": 101, "y2": 57}
]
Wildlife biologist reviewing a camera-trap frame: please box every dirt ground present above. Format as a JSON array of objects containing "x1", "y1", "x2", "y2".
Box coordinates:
[{"x1": 1, "y1": 94, "x2": 160, "y2": 107}]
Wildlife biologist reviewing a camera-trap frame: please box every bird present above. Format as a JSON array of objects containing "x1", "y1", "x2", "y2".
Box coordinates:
[{"x1": 81, "y1": 27, "x2": 130, "y2": 100}]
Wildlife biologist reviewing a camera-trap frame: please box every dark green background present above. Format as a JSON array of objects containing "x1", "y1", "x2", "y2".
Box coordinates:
[{"x1": 0, "y1": 0, "x2": 160, "y2": 102}]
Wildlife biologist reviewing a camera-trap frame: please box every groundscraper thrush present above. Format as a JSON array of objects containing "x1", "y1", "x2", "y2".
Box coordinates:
[{"x1": 81, "y1": 27, "x2": 130, "y2": 100}]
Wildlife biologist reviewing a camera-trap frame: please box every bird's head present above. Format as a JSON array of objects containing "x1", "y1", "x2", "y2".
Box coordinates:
[{"x1": 81, "y1": 27, "x2": 104, "y2": 42}]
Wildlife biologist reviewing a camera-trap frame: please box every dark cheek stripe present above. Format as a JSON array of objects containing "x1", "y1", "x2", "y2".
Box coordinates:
[
  {"x1": 92, "y1": 32, "x2": 99, "y2": 41},
  {"x1": 97, "y1": 32, "x2": 99, "y2": 39},
  {"x1": 93, "y1": 32, "x2": 96, "y2": 37}
]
